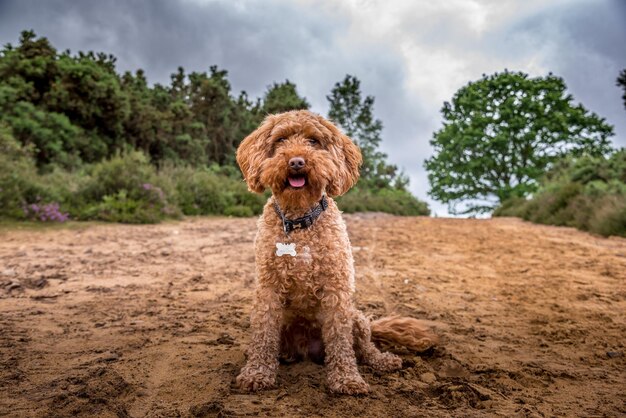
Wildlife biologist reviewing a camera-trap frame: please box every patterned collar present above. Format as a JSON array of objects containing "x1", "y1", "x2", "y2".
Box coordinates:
[{"x1": 273, "y1": 195, "x2": 328, "y2": 235}]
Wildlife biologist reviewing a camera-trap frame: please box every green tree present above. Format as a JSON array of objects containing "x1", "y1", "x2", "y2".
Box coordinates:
[
  {"x1": 327, "y1": 75, "x2": 404, "y2": 189},
  {"x1": 186, "y1": 66, "x2": 260, "y2": 165},
  {"x1": 425, "y1": 71, "x2": 614, "y2": 214},
  {"x1": 44, "y1": 51, "x2": 130, "y2": 161},
  {"x1": 0, "y1": 30, "x2": 59, "y2": 105},
  {"x1": 0, "y1": 31, "x2": 263, "y2": 169},
  {"x1": 618, "y1": 69, "x2": 626, "y2": 111},
  {"x1": 121, "y1": 70, "x2": 161, "y2": 156},
  {"x1": 262, "y1": 80, "x2": 309, "y2": 114},
  {"x1": 0, "y1": 31, "x2": 131, "y2": 166}
]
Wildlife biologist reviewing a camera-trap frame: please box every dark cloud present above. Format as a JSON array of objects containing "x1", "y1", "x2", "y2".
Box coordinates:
[
  {"x1": 0, "y1": 0, "x2": 343, "y2": 94},
  {"x1": 495, "y1": 0, "x2": 626, "y2": 147}
]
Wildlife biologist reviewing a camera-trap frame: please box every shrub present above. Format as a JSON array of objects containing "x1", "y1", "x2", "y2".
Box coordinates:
[
  {"x1": 0, "y1": 125, "x2": 55, "y2": 219},
  {"x1": 224, "y1": 205, "x2": 254, "y2": 217},
  {"x1": 587, "y1": 195, "x2": 626, "y2": 237},
  {"x1": 336, "y1": 186, "x2": 430, "y2": 216},
  {"x1": 163, "y1": 165, "x2": 265, "y2": 216},
  {"x1": 492, "y1": 196, "x2": 528, "y2": 218},
  {"x1": 0, "y1": 141, "x2": 430, "y2": 223},
  {"x1": 526, "y1": 182, "x2": 583, "y2": 226},
  {"x1": 75, "y1": 152, "x2": 179, "y2": 223},
  {"x1": 495, "y1": 150, "x2": 626, "y2": 237},
  {"x1": 80, "y1": 152, "x2": 158, "y2": 200},
  {"x1": 86, "y1": 190, "x2": 173, "y2": 224},
  {"x1": 166, "y1": 166, "x2": 231, "y2": 215}
]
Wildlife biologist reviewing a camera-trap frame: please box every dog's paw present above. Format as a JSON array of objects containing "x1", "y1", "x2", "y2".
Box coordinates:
[
  {"x1": 236, "y1": 368, "x2": 276, "y2": 392},
  {"x1": 328, "y1": 373, "x2": 370, "y2": 395},
  {"x1": 370, "y1": 352, "x2": 402, "y2": 372}
]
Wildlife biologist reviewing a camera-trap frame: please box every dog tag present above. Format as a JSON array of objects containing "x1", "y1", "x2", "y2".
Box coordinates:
[{"x1": 276, "y1": 242, "x2": 297, "y2": 257}]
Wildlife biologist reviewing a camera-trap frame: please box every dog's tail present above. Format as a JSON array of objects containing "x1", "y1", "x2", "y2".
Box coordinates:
[{"x1": 370, "y1": 316, "x2": 438, "y2": 352}]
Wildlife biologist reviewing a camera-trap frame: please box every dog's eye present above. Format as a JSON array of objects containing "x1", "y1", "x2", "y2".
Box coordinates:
[
  {"x1": 308, "y1": 138, "x2": 320, "y2": 146},
  {"x1": 276, "y1": 137, "x2": 286, "y2": 144}
]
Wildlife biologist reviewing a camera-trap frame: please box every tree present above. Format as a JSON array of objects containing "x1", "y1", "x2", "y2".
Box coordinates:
[
  {"x1": 154, "y1": 66, "x2": 260, "y2": 166},
  {"x1": 262, "y1": 80, "x2": 309, "y2": 114},
  {"x1": 425, "y1": 71, "x2": 614, "y2": 214},
  {"x1": 44, "y1": 51, "x2": 130, "y2": 160},
  {"x1": 618, "y1": 69, "x2": 626, "y2": 111},
  {"x1": 0, "y1": 30, "x2": 129, "y2": 167},
  {"x1": 327, "y1": 75, "x2": 405, "y2": 189}
]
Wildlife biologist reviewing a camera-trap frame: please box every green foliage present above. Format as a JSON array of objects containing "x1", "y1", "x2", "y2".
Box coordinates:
[
  {"x1": 163, "y1": 165, "x2": 266, "y2": 216},
  {"x1": 4, "y1": 101, "x2": 85, "y2": 169},
  {"x1": 80, "y1": 152, "x2": 158, "y2": 201},
  {"x1": 327, "y1": 75, "x2": 405, "y2": 190},
  {"x1": 0, "y1": 124, "x2": 38, "y2": 218},
  {"x1": 0, "y1": 124, "x2": 86, "y2": 220},
  {"x1": 262, "y1": 80, "x2": 310, "y2": 114},
  {"x1": 494, "y1": 150, "x2": 626, "y2": 237},
  {"x1": 618, "y1": 69, "x2": 626, "y2": 110},
  {"x1": 45, "y1": 51, "x2": 130, "y2": 153},
  {"x1": 0, "y1": 32, "x2": 262, "y2": 169},
  {"x1": 72, "y1": 152, "x2": 179, "y2": 223},
  {"x1": 224, "y1": 205, "x2": 255, "y2": 217},
  {"x1": 0, "y1": 31, "x2": 130, "y2": 166},
  {"x1": 425, "y1": 70, "x2": 615, "y2": 215},
  {"x1": 336, "y1": 187, "x2": 430, "y2": 216},
  {"x1": 89, "y1": 184, "x2": 181, "y2": 224}
]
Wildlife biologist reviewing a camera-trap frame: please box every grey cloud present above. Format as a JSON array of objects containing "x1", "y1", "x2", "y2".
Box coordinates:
[
  {"x1": 0, "y1": 0, "x2": 342, "y2": 95},
  {"x1": 494, "y1": 0, "x2": 626, "y2": 145}
]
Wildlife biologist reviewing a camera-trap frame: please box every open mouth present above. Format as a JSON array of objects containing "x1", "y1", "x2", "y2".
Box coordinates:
[{"x1": 287, "y1": 174, "x2": 306, "y2": 188}]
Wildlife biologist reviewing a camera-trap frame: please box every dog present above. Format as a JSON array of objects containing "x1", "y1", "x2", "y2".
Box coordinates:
[{"x1": 235, "y1": 110, "x2": 437, "y2": 394}]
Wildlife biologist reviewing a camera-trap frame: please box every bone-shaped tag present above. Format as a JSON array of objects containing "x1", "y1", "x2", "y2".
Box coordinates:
[{"x1": 276, "y1": 242, "x2": 297, "y2": 257}]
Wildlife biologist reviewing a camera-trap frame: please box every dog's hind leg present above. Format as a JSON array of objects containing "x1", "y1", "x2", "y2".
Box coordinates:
[{"x1": 353, "y1": 310, "x2": 402, "y2": 372}]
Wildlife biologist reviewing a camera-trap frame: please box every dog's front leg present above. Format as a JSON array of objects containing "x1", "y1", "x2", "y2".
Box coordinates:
[
  {"x1": 318, "y1": 292, "x2": 369, "y2": 394},
  {"x1": 236, "y1": 286, "x2": 283, "y2": 391}
]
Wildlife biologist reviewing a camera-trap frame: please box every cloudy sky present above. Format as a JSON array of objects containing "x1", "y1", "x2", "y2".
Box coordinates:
[{"x1": 1, "y1": 0, "x2": 624, "y2": 215}]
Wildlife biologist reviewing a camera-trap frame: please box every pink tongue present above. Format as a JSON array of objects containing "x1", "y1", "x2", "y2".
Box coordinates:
[{"x1": 288, "y1": 176, "x2": 305, "y2": 188}]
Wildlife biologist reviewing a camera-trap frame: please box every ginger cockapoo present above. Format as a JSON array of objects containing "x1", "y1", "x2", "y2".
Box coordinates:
[{"x1": 235, "y1": 110, "x2": 437, "y2": 394}]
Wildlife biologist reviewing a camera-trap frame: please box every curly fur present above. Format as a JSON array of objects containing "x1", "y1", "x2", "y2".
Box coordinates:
[{"x1": 235, "y1": 110, "x2": 437, "y2": 394}]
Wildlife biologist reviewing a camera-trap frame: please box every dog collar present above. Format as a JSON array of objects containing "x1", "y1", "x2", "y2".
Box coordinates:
[{"x1": 273, "y1": 195, "x2": 328, "y2": 235}]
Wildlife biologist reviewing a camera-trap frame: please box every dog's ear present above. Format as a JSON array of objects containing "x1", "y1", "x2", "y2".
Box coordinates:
[
  {"x1": 323, "y1": 121, "x2": 362, "y2": 197},
  {"x1": 236, "y1": 117, "x2": 274, "y2": 193}
]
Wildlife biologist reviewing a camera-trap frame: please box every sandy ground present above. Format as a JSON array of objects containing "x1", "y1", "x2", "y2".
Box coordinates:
[{"x1": 0, "y1": 214, "x2": 625, "y2": 418}]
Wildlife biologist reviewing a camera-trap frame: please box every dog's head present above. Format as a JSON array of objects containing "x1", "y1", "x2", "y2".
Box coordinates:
[{"x1": 236, "y1": 110, "x2": 362, "y2": 208}]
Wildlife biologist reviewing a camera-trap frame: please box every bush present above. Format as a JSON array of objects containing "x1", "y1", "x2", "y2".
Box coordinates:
[
  {"x1": 85, "y1": 190, "x2": 166, "y2": 224},
  {"x1": 0, "y1": 143, "x2": 430, "y2": 223},
  {"x1": 526, "y1": 182, "x2": 583, "y2": 226},
  {"x1": 224, "y1": 205, "x2": 254, "y2": 217},
  {"x1": 587, "y1": 194, "x2": 626, "y2": 237},
  {"x1": 495, "y1": 150, "x2": 626, "y2": 237},
  {"x1": 336, "y1": 186, "x2": 430, "y2": 216},
  {"x1": 166, "y1": 166, "x2": 231, "y2": 215},
  {"x1": 80, "y1": 152, "x2": 158, "y2": 201},
  {"x1": 0, "y1": 127, "x2": 36, "y2": 218},
  {"x1": 0, "y1": 125, "x2": 73, "y2": 220},
  {"x1": 75, "y1": 152, "x2": 179, "y2": 223},
  {"x1": 492, "y1": 196, "x2": 528, "y2": 218},
  {"x1": 163, "y1": 165, "x2": 265, "y2": 216}
]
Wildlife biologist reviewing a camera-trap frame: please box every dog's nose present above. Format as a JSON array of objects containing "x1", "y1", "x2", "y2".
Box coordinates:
[{"x1": 289, "y1": 157, "x2": 305, "y2": 170}]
